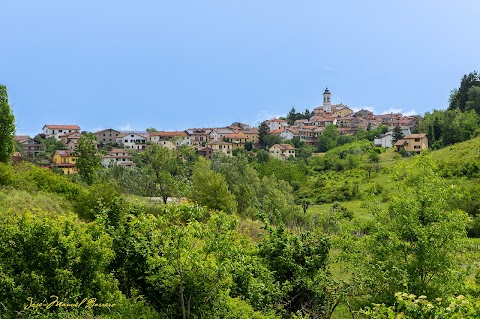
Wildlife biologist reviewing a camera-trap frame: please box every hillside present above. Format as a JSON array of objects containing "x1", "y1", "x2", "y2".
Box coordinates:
[{"x1": 2, "y1": 138, "x2": 480, "y2": 319}]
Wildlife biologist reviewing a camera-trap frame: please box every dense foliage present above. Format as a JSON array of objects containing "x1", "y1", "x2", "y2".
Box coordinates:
[{"x1": 0, "y1": 84, "x2": 15, "y2": 164}]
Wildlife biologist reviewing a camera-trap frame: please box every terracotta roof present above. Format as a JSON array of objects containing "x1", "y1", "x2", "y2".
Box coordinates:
[
  {"x1": 394, "y1": 139, "x2": 408, "y2": 146},
  {"x1": 269, "y1": 128, "x2": 286, "y2": 134},
  {"x1": 271, "y1": 144, "x2": 295, "y2": 150},
  {"x1": 225, "y1": 133, "x2": 248, "y2": 139},
  {"x1": 44, "y1": 124, "x2": 80, "y2": 130},
  {"x1": 150, "y1": 131, "x2": 187, "y2": 137}
]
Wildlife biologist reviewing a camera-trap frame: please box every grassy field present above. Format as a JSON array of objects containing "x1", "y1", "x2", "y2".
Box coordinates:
[{"x1": 0, "y1": 187, "x2": 74, "y2": 214}]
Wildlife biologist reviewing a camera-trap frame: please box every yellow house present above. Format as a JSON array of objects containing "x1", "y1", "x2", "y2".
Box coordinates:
[
  {"x1": 206, "y1": 141, "x2": 233, "y2": 156},
  {"x1": 395, "y1": 134, "x2": 428, "y2": 153},
  {"x1": 333, "y1": 106, "x2": 353, "y2": 117},
  {"x1": 242, "y1": 128, "x2": 259, "y2": 144},
  {"x1": 224, "y1": 133, "x2": 249, "y2": 150},
  {"x1": 51, "y1": 150, "x2": 78, "y2": 174},
  {"x1": 269, "y1": 144, "x2": 296, "y2": 161}
]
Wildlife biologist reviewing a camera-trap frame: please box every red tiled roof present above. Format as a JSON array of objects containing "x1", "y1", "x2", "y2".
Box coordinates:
[
  {"x1": 44, "y1": 124, "x2": 80, "y2": 130},
  {"x1": 225, "y1": 133, "x2": 248, "y2": 139}
]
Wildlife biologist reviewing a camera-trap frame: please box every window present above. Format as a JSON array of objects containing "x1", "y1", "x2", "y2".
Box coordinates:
[
  {"x1": 414, "y1": 145, "x2": 421, "y2": 149},
  {"x1": 415, "y1": 138, "x2": 420, "y2": 142}
]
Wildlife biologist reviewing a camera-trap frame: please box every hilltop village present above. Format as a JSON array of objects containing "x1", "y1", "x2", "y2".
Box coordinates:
[{"x1": 14, "y1": 88, "x2": 424, "y2": 174}]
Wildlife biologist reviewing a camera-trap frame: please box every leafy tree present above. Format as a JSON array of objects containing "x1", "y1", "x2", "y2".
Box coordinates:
[
  {"x1": 360, "y1": 293, "x2": 480, "y2": 319},
  {"x1": 355, "y1": 126, "x2": 368, "y2": 140},
  {"x1": 316, "y1": 124, "x2": 339, "y2": 152},
  {"x1": 465, "y1": 85, "x2": 480, "y2": 114},
  {"x1": 146, "y1": 127, "x2": 158, "y2": 132},
  {"x1": 365, "y1": 124, "x2": 389, "y2": 141},
  {"x1": 74, "y1": 133, "x2": 101, "y2": 184},
  {"x1": 211, "y1": 155, "x2": 261, "y2": 217},
  {"x1": 190, "y1": 157, "x2": 237, "y2": 213},
  {"x1": 244, "y1": 141, "x2": 253, "y2": 151},
  {"x1": 263, "y1": 134, "x2": 282, "y2": 148},
  {"x1": 258, "y1": 121, "x2": 270, "y2": 148},
  {"x1": 336, "y1": 134, "x2": 356, "y2": 146},
  {"x1": 347, "y1": 154, "x2": 470, "y2": 303},
  {"x1": 0, "y1": 85, "x2": 15, "y2": 164},
  {"x1": 139, "y1": 145, "x2": 191, "y2": 204},
  {"x1": 255, "y1": 149, "x2": 270, "y2": 163},
  {"x1": 257, "y1": 175, "x2": 297, "y2": 225},
  {"x1": 0, "y1": 210, "x2": 118, "y2": 317},
  {"x1": 260, "y1": 227, "x2": 340, "y2": 318}
]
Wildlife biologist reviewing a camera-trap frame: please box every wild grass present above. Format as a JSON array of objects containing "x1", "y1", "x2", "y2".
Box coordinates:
[{"x1": 0, "y1": 187, "x2": 74, "y2": 214}]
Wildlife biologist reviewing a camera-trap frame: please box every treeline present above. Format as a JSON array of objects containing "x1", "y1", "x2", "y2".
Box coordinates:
[{"x1": 414, "y1": 71, "x2": 480, "y2": 149}]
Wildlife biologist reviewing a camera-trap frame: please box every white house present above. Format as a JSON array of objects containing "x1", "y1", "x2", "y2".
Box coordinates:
[
  {"x1": 209, "y1": 128, "x2": 235, "y2": 142},
  {"x1": 374, "y1": 131, "x2": 394, "y2": 148},
  {"x1": 42, "y1": 124, "x2": 81, "y2": 141},
  {"x1": 101, "y1": 149, "x2": 135, "y2": 167},
  {"x1": 266, "y1": 119, "x2": 289, "y2": 131},
  {"x1": 116, "y1": 133, "x2": 148, "y2": 150},
  {"x1": 270, "y1": 128, "x2": 296, "y2": 141}
]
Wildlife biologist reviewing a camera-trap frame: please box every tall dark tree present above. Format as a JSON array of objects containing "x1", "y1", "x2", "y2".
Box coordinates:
[
  {"x1": 258, "y1": 121, "x2": 270, "y2": 148},
  {"x1": 303, "y1": 108, "x2": 313, "y2": 119},
  {"x1": 286, "y1": 107, "x2": 298, "y2": 125},
  {"x1": 392, "y1": 125, "x2": 404, "y2": 143},
  {"x1": 449, "y1": 71, "x2": 480, "y2": 112},
  {"x1": 0, "y1": 85, "x2": 16, "y2": 164}
]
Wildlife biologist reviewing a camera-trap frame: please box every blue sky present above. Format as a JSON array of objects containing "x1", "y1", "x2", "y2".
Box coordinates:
[{"x1": 2, "y1": 0, "x2": 479, "y2": 136}]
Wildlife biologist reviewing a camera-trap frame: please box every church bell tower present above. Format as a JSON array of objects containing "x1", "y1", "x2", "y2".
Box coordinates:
[{"x1": 323, "y1": 87, "x2": 331, "y2": 107}]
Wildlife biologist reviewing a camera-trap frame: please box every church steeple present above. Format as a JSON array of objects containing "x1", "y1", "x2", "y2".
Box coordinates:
[{"x1": 323, "y1": 87, "x2": 331, "y2": 107}]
